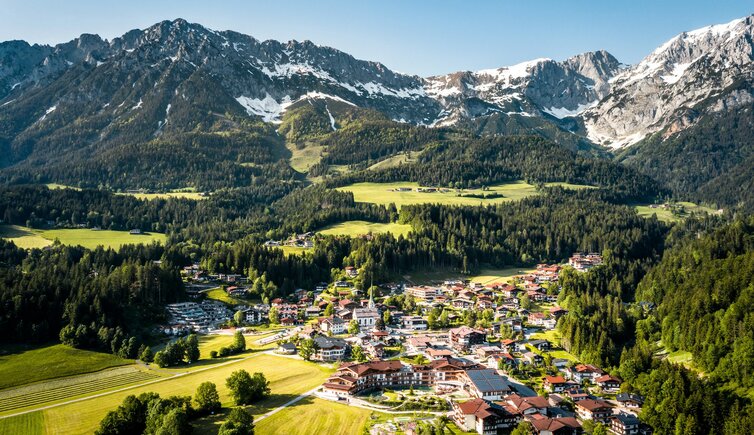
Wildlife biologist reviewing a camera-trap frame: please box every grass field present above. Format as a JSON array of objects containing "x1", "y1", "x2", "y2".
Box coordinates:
[
  {"x1": 404, "y1": 266, "x2": 535, "y2": 285},
  {"x1": 278, "y1": 245, "x2": 311, "y2": 257},
  {"x1": 255, "y1": 397, "x2": 375, "y2": 435},
  {"x1": 0, "y1": 225, "x2": 52, "y2": 249},
  {"x1": 40, "y1": 354, "x2": 333, "y2": 435},
  {"x1": 0, "y1": 344, "x2": 130, "y2": 390},
  {"x1": 634, "y1": 202, "x2": 718, "y2": 223},
  {"x1": 335, "y1": 181, "x2": 542, "y2": 208},
  {"x1": 204, "y1": 287, "x2": 249, "y2": 306},
  {"x1": 286, "y1": 142, "x2": 326, "y2": 173},
  {"x1": 367, "y1": 152, "x2": 420, "y2": 171},
  {"x1": 120, "y1": 191, "x2": 207, "y2": 200},
  {"x1": 0, "y1": 411, "x2": 45, "y2": 435},
  {"x1": 44, "y1": 183, "x2": 80, "y2": 191},
  {"x1": 544, "y1": 182, "x2": 596, "y2": 190},
  {"x1": 0, "y1": 225, "x2": 166, "y2": 250},
  {"x1": 318, "y1": 220, "x2": 413, "y2": 238},
  {"x1": 529, "y1": 330, "x2": 579, "y2": 362}
]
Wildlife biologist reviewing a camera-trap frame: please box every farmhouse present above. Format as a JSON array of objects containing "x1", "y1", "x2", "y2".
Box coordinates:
[
  {"x1": 525, "y1": 414, "x2": 582, "y2": 435},
  {"x1": 319, "y1": 316, "x2": 347, "y2": 334}
]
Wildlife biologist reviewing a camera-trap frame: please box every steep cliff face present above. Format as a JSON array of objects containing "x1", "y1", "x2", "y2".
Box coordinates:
[{"x1": 584, "y1": 16, "x2": 754, "y2": 149}]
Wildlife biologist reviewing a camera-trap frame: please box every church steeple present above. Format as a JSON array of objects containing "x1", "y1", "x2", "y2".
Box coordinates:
[{"x1": 368, "y1": 277, "x2": 375, "y2": 309}]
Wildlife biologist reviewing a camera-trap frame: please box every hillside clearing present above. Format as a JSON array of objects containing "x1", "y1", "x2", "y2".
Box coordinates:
[
  {"x1": 335, "y1": 181, "x2": 541, "y2": 208},
  {"x1": 0, "y1": 225, "x2": 166, "y2": 250},
  {"x1": 318, "y1": 220, "x2": 413, "y2": 237}
]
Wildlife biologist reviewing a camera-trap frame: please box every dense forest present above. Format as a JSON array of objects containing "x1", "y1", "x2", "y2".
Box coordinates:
[{"x1": 0, "y1": 240, "x2": 182, "y2": 356}]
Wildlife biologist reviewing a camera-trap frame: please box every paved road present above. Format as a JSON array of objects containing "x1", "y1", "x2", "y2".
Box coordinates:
[{"x1": 255, "y1": 387, "x2": 320, "y2": 423}]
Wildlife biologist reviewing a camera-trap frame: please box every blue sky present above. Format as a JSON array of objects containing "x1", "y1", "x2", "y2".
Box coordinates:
[{"x1": 2, "y1": 0, "x2": 752, "y2": 76}]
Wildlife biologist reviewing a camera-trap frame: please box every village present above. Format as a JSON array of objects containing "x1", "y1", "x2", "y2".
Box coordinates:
[{"x1": 157, "y1": 251, "x2": 652, "y2": 434}]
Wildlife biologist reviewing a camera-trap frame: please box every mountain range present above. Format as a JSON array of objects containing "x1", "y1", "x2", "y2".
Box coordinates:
[{"x1": 1, "y1": 16, "x2": 753, "y2": 207}]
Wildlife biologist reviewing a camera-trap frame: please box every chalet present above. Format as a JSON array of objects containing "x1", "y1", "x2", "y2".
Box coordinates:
[
  {"x1": 243, "y1": 308, "x2": 264, "y2": 325},
  {"x1": 567, "y1": 364, "x2": 605, "y2": 384},
  {"x1": 526, "y1": 414, "x2": 582, "y2": 435},
  {"x1": 405, "y1": 286, "x2": 442, "y2": 301},
  {"x1": 129, "y1": 228, "x2": 142, "y2": 235},
  {"x1": 449, "y1": 326, "x2": 486, "y2": 352},
  {"x1": 487, "y1": 353, "x2": 517, "y2": 369},
  {"x1": 452, "y1": 298, "x2": 474, "y2": 309},
  {"x1": 401, "y1": 315, "x2": 428, "y2": 330},
  {"x1": 552, "y1": 358, "x2": 570, "y2": 369},
  {"x1": 501, "y1": 317, "x2": 523, "y2": 332},
  {"x1": 304, "y1": 306, "x2": 321, "y2": 318},
  {"x1": 405, "y1": 336, "x2": 435, "y2": 354},
  {"x1": 313, "y1": 336, "x2": 348, "y2": 361},
  {"x1": 425, "y1": 347, "x2": 455, "y2": 360},
  {"x1": 500, "y1": 339, "x2": 519, "y2": 353},
  {"x1": 461, "y1": 369, "x2": 512, "y2": 400},
  {"x1": 595, "y1": 374, "x2": 622, "y2": 392},
  {"x1": 476, "y1": 296, "x2": 494, "y2": 309},
  {"x1": 319, "y1": 316, "x2": 347, "y2": 335},
  {"x1": 280, "y1": 317, "x2": 295, "y2": 326},
  {"x1": 345, "y1": 266, "x2": 358, "y2": 278},
  {"x1": 453, "y1": 398, "x2": 520, "y2": 435},
  {"x1": 609, "y1": 413, "x2": 640, "y2": 435},
  {"x1": 522, "y1": 352, "x2": 544, "y2": 366},
  {"x1": 505, "y1": 394, "x2": 550, "y2": 416},
  {"x1": 528, "y1": 339, "x2": 551, "y2": 352},
  {"x1": 475, "y1": 345, "x2": 503, "y2": 358},
  {"x1": 575, "y1": 399, "x2": 613, "y2": 423},
  {"x1": 276, "y1": 342, "x2": 297, "y2": 355},
  {"x1": 225, "y1": 286, "x2": 247, "y2": 297},
  {"x1": 549, "y1": 306, "x2": 568, "y2": 319},
  {"x1": 500, "y1": 284, "x2": 520, "y2": 298},
  {"x1": 543, "y1": 375, "x2": 568, "y2": 393},
  {"x1": 424, "y1": 356, "x2": 483, "y2": 383},
  {"x1": 364, "y1": 341, "x2": 385, "y2": 358},
  {"x1": 616, "y1": 393, "x2": 644, "y2": 409},
  {"x1": 338, "y1": 299, "x2": 359, "y2": 311},
  {"x1": 568, "y1": 253, "x2": 603, "y2": 272},
  {"x1": 564, "y1": 388, "x2": 590, "y2": 402}
]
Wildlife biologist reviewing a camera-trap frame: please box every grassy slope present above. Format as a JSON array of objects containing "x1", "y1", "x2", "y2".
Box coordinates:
[
  {"x1": 0, "y1": 344, "x2": 130, "y2": 390},
  {"x1": 118, "y1": 192, "x2": 206, "y2": 200},
  {"x1": 335, "y1": 181, "x2": 543, "y2": 208},
  {"x1": 42, "y1": 354, "x2": 332, "y2": 435},
  {"x1": 0, "y1": 225, "x2": 166, "y2": 250},
  {"x1": 255, "y1": 397, "x2": 375, "y2": 435},
  {"x1": 0, "y1": 225, "x2": 52, "y2": 249},
  {"x1": 318, "y1": 220, "x2": 413, "y2": 238}
]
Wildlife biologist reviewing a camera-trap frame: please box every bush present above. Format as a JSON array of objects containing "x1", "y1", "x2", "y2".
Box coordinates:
[{"x1": 210, "y1": 350, "x2": 218, "y2": 359}]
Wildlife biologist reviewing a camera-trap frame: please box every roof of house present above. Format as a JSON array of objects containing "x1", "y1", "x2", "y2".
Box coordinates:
[
  {"x1": 577, "y1": 399, "x2": 612, "y2": 412},
  {"x1": 612, "y1": 413, "x2": 640, "y2": 426},
  {"x1": 506, "y1": 394, "x2": 549, "y2": 411},
  {"x1": 528, "y1": 415, "x2": 581, "y2": 432},
  {"x1": 544, "y1": 375, "x2": 567, "y2": 384},
  {"x1": 456, "y1": 398, "x2": 514, "y2": 420},
  {"x1": 449, "y1": 325, "x2": 485, "y2": 337},
  {"x1": 464, "y1": 369, "x2": 511, "y2": 393},
  {"x1": 596, "y1": 374, "x2": 622, "y2": 384}
]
